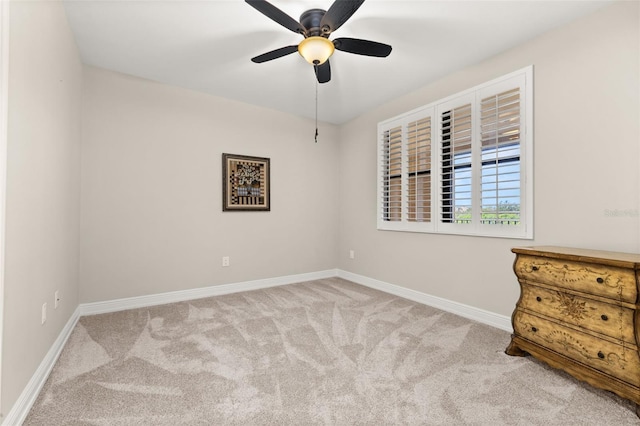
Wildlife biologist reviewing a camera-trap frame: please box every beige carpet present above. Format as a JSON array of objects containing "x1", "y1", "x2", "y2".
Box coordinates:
[{"x1": 25, "y1": 278, "x2": 638, "y2": 425}]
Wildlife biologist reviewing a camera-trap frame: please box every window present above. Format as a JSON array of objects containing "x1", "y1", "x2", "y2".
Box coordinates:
[{"x1": 377, "y1": 66, "x2": 533, "y2": 239}]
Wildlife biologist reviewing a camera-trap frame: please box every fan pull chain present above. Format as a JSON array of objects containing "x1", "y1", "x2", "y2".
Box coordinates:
[{"x1": 314, "y1": 65, "x2": 319, "y2": 143}]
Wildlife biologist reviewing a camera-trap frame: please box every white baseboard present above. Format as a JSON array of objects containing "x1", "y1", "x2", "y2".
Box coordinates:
[
  {"x1": 2, "y1": 307, "x2": 80, "y2": 426},
  {"x1": 80, "y1": 269, "x2": 339, "y2": 316},
  {"x1": 81, "y1": 268, "x2": 511, "y2": 331},
  {"x1": 4, "y1": 268, "x2": 511, "y2": 425},
  {"x1": 337, "y1": 269, "x2": 513, "y2": 333}
]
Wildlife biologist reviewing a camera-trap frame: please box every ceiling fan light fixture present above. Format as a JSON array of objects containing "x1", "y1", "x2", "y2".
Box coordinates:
[{"x1": 298, "y1": 36, "x2": 335, "y2": 65}]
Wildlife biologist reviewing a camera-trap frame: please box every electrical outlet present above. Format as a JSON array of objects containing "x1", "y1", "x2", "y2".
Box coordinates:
[
  {"x1": 222, "y1": 256, "x2": 230, "y2": 267},
  {"x1": 41, "y1": 303, "x2": 47, "y2": 325},
  {"x1": 55, "y1": 290, "x2": 60, "y2": 309},
  {"x1": 349, "y1": 250, "x2": 355, "y2": 259}
]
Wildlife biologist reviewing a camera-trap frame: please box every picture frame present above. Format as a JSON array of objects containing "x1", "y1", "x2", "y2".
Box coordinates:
[{"x1": 222, "y1": 153, "x2": 270, "y2": 211}]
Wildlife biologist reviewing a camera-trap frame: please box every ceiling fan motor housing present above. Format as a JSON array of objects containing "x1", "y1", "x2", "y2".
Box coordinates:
[{"x1": 300, "y1": 9, "x2": 329, "y2": 37}]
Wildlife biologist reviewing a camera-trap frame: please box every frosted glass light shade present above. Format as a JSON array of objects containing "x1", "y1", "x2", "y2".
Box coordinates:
[{"x1": 298, "y1": 37, "x2": 335, "y2": 65}]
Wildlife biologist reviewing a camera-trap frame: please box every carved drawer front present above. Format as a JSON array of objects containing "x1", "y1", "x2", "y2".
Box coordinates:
[
  {"x1": 514, "y1": 255, "x2": 637, "y2": 304},
  {"x1": 519, "y1": 284, "x2": 636, "y2": 344},
  {"x1": 514, "y1": 310, "x2": 640, "y2": 387}
]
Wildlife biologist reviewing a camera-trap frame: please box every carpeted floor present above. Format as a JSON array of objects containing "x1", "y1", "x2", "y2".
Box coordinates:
[{"x1": 25, "y1": 278, "x2": 638, "y2": 425}]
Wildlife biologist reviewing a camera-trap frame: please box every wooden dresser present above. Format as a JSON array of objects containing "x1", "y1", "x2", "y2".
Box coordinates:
[{"x1": 506, "y1": 246, "x2": 640, "y2": 416}]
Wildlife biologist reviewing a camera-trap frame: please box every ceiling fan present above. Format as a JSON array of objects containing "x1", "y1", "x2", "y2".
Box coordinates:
[{"x1": 245, "y1": 0, "x2": 392, "y2": 83}]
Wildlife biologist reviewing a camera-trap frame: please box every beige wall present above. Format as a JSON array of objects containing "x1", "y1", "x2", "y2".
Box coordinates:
[
  {"x1": 2, "y1": 0, "x2": 82, "y2": 415},
  {"x1": 337, "y1": 1, "x2": 640, "y2": 316},
  {"x1": 79, "y1": 67, "x2": 339, "y2": 303}
]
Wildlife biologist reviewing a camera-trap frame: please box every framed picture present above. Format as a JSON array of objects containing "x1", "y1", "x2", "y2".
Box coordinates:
[{"x1": 222, "y1": 153, "x2": 270, "y2": 211}]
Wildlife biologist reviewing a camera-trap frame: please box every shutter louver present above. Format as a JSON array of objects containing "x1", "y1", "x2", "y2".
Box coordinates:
[
  {"x1": 440, "y1": 104, "x2": 472, "y2": 224},
  {"x1": 480, "y1": 88, "x2": 521, "y2": 225},
  {"x1": 407, "y1": 117, "x2": 431, "y2": 222},
  {"x1": 381, "y1": 126, "x2": 402, "y2": 222}
]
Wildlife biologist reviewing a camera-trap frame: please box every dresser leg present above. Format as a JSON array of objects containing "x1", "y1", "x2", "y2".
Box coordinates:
[
  {"x1": 635, "y1": 403, "x2": 640, "y2": 418},
  {"x1": 505, "y1": 339, "x2": 526, "y2": 357}
]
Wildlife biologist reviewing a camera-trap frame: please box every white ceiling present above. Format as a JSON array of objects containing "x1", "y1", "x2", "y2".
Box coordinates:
[{"x1": 63, "y1": 0, "x2": 612, "y2": 124}]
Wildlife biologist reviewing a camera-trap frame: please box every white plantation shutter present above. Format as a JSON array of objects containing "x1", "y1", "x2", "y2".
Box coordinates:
[
  {"x1": 380, "y1": 126, "x2": 402, "y2": 222},
  {"x1": 378, "y1": 109, "x2": 435, "y2": 230},
  {"x1": 480, "y1": 87, "x2": 522, "y2": 226},
  {"x1": 377, "y1": 66, "x2": 532, "y2": 238},
  {"x1": 407, "y1": 117, "x2": 432, "y2": 222},
  {"x1": 439, "y1": 102, "x2": 473, "y2": 225}
]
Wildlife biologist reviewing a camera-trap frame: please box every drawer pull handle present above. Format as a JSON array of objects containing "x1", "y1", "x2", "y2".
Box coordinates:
[
  {"x1": 531, "y1": 327, "x2": 538, "y2": 332},
  {"x1": 596, "y1": 277, "x2": 604, "y2": 284},
  {"x1": 536, "y1": 296, "x2": 542, "y2": 302},
  {"x1": 601, "y1": 314, "x2": 608, "y2": 321},
  {"x1": 597, "y1": 351, "x2": 605, "y2": 359},
  {"x1": 532, "y1": 266, "x2": 539, "y2": 271}
]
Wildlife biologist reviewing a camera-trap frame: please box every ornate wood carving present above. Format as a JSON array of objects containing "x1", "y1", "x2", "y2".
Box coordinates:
[{"x1": 507, "y1": 246, "x2": 640, "y2": 418}]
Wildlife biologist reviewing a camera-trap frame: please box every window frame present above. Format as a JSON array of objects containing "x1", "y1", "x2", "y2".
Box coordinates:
[{"x1": 377, "y1": 66, "x2": 533, "y2": 239}]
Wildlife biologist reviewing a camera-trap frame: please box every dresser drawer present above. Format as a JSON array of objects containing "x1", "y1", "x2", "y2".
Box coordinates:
[
  {"x1": 514, "y1": 255, "x2": 638, "y2": 304},
  {"x1": 519, "y1": 284, "x2": 636, "y2": 344},
  {"x1": 514, "y1": 310, "x2": 640, "y2": 387}
]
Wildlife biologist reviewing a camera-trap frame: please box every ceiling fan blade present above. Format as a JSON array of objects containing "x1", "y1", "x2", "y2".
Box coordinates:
[
  {"x1": 320, "y1": 0, "x2": 365, "y2": 34},
  {"x1": 333, "y1": 37, "x2": 392, "y2": 57},
  {"x1": 251, "y1": 45, "x2": 299, "y2": 63},
  {"x1": 245, "y1": 0, "x2": 307, "y2": 35},
  {"x1": 315, "y1": 60, "x2": 331, "y2": 84}
]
